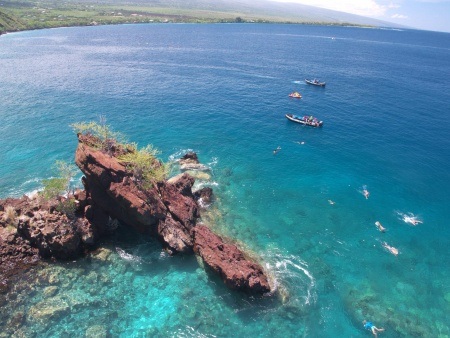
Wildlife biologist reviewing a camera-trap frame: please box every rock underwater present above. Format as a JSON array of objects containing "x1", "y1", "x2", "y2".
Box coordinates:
[{"x1": 0, "y1": 134, "x2": 272, "y2": 295}]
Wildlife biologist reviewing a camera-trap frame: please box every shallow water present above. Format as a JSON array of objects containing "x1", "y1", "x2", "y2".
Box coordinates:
[{"x1": 1, "y1": 24, "x2": 449, "y2": 337}]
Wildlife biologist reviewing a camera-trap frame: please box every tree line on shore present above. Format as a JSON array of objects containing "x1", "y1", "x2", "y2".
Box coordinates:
[{"x1": 0, "y1": 0, "x2": 364, "y2": 35}]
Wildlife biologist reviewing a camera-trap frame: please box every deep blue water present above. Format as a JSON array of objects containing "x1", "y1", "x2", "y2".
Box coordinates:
[{"x1": 1, "y1": 24, "x2": 450, "y2": 337}]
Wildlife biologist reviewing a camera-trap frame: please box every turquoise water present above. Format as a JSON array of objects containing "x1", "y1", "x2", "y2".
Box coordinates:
[{"x1": 1, "y1": 24, "x2": 450, "y2": 337}]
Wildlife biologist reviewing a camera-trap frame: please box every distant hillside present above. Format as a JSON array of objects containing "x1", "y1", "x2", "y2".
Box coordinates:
[
  {"x1": 0, "y1": 9, "x2": 27, "y2": 34},
  {"x1": 0, "y1": 0, "x2": 403, "y2": 35}
]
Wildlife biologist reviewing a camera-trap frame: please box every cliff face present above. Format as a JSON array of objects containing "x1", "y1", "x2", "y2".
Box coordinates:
[
  {"x1": 1, "y1": 134, "x2": 271, "y2": 295},
  {"x1": 74, "y1": 134, "x2": 271, "y2": 293},
  {"x1": 74, "y1": 134, "x2": 197, "y2": 253}
]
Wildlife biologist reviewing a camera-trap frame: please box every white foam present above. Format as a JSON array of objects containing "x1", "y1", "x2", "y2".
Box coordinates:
[
  {"x1": 116, "y1": 247, "x2": 143, "y2": 263},
  {"x1": 264, "y1": 250, "x2": 316, "y2": 305},
  {"x1": 396, "y1": 211, "x2": 423, "y2": 225}
]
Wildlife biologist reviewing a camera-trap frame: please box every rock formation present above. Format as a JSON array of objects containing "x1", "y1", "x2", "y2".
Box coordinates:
[
  {"x1": 75, "y1": 134, "x2": 198, "y2": 253},
  {"x1": 0, "y1": 134, "x2": 272, "y2": 295},
  {"x1": 193, "y1": 225, "x2": 271, "y2": 294}
]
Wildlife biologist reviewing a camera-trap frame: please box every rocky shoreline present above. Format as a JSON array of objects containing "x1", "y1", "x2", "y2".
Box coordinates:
[{"x1": 1, "y1": 133, "x2": 271, "y2": 295}]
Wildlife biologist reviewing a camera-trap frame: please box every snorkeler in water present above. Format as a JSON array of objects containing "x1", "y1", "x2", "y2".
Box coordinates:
[
  {"x1": 382, "y1": 241, "x2": 398, "y2": 256},
  {"x1": 375, "y1": 221, "x2": 386, "y2": 232},
  {"x1": 362, "y1": 185, "x2": 370, "y2": 199},
  {"x1": 363, "y1": 320, "x2": 385, "y2": 337},
  {"x1": 273, "y1": 146, "x2": 281, "y2": 155},
  {"x1": 397, "y1": 211, "x2": 423, "y2": 226},
  {"x1": 404, "y1": 215, "x2": 422, "y2": 226}
]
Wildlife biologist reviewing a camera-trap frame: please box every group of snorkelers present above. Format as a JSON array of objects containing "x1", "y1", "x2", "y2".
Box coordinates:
[{"x1": 358, "y1": 186, "x2": 423, "y2": 336}]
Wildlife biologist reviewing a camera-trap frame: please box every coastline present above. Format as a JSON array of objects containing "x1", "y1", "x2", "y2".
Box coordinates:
[{"x1": 0, "y1": 20, "x2": 376, "y2": 38}]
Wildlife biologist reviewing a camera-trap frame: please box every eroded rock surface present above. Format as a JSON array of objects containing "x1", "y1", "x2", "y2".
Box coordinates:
[
  {"x1": 1, "y1": 139, "x2": 272, "y2": 295},
  {"x1": 193, "y1": 225, "x2": 271, "y2": 294}
]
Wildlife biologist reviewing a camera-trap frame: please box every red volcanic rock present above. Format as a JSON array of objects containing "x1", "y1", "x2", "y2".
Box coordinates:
[
  {"x1": 193, "y1": 225, "x2": 271, "y2": 295},
  {"x1": 75, "y1": 134, "x2": 198, "y2": 253},
  {"x1": 1, "y1": 139, "x2": 273, "y2": 296},
  {"x1": 75, "y1": 135, "x2": 166, "y2": 233},
  {"x1": 17, "y1": 210, "x2": 82, "y2": 260},
  {"x1": 0, "y1": 215, "x2": 39, "y2": 293},
  {"x1": 194, "y1": 187, "x2": 214, "y2": 206}
]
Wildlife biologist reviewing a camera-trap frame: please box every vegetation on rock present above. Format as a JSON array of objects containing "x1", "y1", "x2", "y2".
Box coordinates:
[
  {"x1": 118, "y1": 143, "x2": 168, "y2": 189},
  {"x1": 42, "y1": 160, "x2": 77, "y2": 200},
  {"x1": 73, "y1": 118, "x2": 167, "y2": 189},
  {"x1": 41, "y1": 160, "x2": 78, "y2": 218},
  {"x1": 71, "y1": 116, "x2": 125, "y2": 153}
]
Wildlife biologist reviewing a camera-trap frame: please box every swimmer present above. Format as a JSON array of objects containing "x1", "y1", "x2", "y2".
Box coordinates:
[
  {"x1": 294, "y1": 141, "x2": 305, "y2": 145},
  {"x1": 362, "y1": 185, "x2": 369, "y2": 199},
  {"x1": 273, "y1": 146, "x2": 281, "y2": 155},
  {"x1": 375, "y1": 221, "x2": 386, "y2": 232},
  {"x1": 403, "y1": 215, "x2": 422, "y2": 226},
  {"x1": 328, "y1": 200, "x2": 335, "y2": 205},
  {"x1": 382, "y1": 241, "x2": 398, "y2": 256},
  {"x1": 363, "y1": 320, "x2": 385, "y2": 337}
]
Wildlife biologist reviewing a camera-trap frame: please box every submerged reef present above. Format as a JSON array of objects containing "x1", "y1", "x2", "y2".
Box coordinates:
[{"x1": 0, "y1": 133, "x2": 271, "y2": 295}]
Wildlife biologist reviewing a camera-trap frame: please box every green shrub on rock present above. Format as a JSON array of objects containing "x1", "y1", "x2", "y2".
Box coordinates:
[
  {"x1": 118, "y1": 144, "x2": 168, "y2": 189},
  {"x1": 71, "y1": 116, "x2": 125, "y2": 153}
]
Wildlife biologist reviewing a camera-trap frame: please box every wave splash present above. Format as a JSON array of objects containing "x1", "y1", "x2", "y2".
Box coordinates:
[{"x1": 263, "y1": 248, "x2": 316, "y2": 307}]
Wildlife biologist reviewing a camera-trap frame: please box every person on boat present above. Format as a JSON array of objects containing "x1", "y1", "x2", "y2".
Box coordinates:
[
  {"x1": 363, "y1": 320, "x2": 385, "y2": 337},
  {"x1": 375, "y1": 221, "x2": 386, "y2": 232}
]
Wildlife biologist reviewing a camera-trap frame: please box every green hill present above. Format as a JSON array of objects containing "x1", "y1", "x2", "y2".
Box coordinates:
[
  {"x1": 0, "y1": 0, "x2": 404, "y2": 35},
  {"x1": 0, "y1": 8, "x2": 27, "y2": 34}
]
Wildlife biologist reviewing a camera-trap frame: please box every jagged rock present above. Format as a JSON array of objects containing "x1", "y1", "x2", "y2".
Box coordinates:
[
  {"x1": 180, "y1": 152, "x2": 199, "y2": 164},
  {"x1": 194, "y1": 187, "x2": 214, "y2": 206},
  {"x1": 17, "y1": 210, "x2": 82, "y2": 260},
  {"x1": 1, "y1": 135, "x2": 273, "y2": 296},
  {"x1": 179, "y1": 152, "x2": 210, "y2": 171},
  {"x1": 75, "y1": 135, "x2": 166, "y2": 234},
  {"x1": 75, "y1": 134, "x2": 198, "y2": 253},
  {"x1": 193, "y1": 225, "x2": 271, "y2": 294}
]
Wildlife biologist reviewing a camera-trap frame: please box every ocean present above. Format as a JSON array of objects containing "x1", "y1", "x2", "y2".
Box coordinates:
[{"x1": 0, "y1": 23, "x2": 449, "y2": 337}]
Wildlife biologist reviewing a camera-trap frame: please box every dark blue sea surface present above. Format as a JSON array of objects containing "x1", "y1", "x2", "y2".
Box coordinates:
[{"x1": 1, "y1": 24, "x2": 449, "y2": 337}]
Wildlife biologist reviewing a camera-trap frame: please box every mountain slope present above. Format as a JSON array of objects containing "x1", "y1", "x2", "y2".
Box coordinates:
[
  {"x1": 0, "y1": 9, "x2": 27, "y2": 34},
  {"x1": 0, "y1": 0, "x2": 404, "y2": 35}
]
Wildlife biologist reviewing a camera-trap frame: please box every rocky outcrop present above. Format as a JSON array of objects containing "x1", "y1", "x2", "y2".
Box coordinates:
[
  {"x1": 194, "y1": 187, "x2": 214, "y2": 206},
  {"x1": 179, "y1": 151, "x2": 210, "y2": 171},
  {"x1": 75, "y1": 134, "x2": 198, "y2": 253},
  {"x1": 74, "y1": 138, "x2": 272, "y2": 293},
  {"x1": 0, "y1": 196, "x2": 84, "y2": 292},
  {"x1": 0, "y1": 215, "x2": 39, "y2": 293},
  {"x1": 193, "y1": 225, "x2": 271, "y2": 294},
  {"x1": 1, "y1": 137, "x2": 272, "y2": 295}
]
